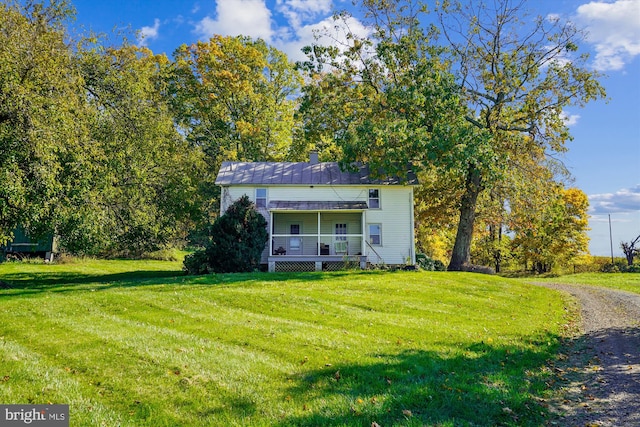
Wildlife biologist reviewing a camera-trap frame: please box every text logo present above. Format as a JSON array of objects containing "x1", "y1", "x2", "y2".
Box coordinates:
[{"x1": 1, "y1": 405, "x2": 68, "y2": 426}]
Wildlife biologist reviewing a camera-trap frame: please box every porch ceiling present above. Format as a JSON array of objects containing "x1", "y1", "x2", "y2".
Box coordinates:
[{"x1": 268, "y1": 201, "x2": 368, "y2": 211}]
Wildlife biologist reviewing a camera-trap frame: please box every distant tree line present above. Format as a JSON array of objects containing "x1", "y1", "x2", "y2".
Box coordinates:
[{"x1": 0, "y1": 0, "x2": 602, "y2": 271}]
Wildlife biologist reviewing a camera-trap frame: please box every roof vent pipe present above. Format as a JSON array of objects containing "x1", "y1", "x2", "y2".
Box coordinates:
[{"x1": 309, "y1": 150, "x2": 319, "y2": 165}]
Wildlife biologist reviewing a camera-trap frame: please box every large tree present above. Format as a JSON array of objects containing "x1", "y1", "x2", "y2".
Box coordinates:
[
  {"x1": 621, "y1": 235, "x2": 640, "y2": 267},
  {"x1": 437, "y1": 0, "x2": 606, "y2": 270},
  {"x1": 0, "y1": 0, "x2": 88, "y2": 244},
  {"x1": 300, "y1": 0, "x2": 605, "y2": 270},
  {"x1": 0, "y1": 0, "x2": 205, "y2": 255},
  {"x1": 298, "y1": 3, "x2": 470, "y2": 182},
  {"x1": 169, "y1": 36, "x2": 302, "y2": 220},
  {"x1": 510, "y1": 186, "x2": 590, "y2": 273},
  {"x1": 67, "y1": 42, "x2": 204, "y2": 255}
]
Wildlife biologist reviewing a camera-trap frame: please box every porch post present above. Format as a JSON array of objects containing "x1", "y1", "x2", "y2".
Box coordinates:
[
  {"x1": 269, "y1": 211, "x2": 273, "y2": 256},
  {"x1": 409, "y1": 187, "x2": 416, "y2": 264},
  {"x1": 317, "y1": 211, "x2": 321, "y2": 256},
  {"x1": 361, "y1": 210, "x2": 366, "y2": 258}
]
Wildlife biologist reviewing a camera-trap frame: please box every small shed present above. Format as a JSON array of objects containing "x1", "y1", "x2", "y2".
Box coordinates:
[{"x1": 2, "y1": 227, "x2": 58, "y2": 261}]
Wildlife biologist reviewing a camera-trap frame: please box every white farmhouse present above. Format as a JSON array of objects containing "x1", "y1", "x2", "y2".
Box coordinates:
[{"x1": 215, "y1": 153, "x2": 418, "y2": 272}]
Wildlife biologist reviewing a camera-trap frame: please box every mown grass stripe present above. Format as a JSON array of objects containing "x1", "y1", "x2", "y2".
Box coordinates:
[
  {"x1": 0, "y1": 264, "x2": 573, "y2": 426},
  {"x1": 0, "y1": 338, "x2": 133, "y2": 426}
]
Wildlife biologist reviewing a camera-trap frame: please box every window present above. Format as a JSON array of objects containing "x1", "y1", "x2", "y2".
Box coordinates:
[
  {"x1": 368, "y1": 189, "x2": 380, "y2": 209},
  {"x1": 256, "y1": 188, "x2": 267, "y2": 208},
  {"x1": 368, "y1": 224, "x2": 381, "y2": 245},
  {"x1": 335, "y1": 223, "x2": 347, "y2": 241}
]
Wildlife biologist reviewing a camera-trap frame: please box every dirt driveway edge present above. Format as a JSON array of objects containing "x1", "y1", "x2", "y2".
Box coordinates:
[{"x1": 534, "y1": 283, "x2": 640, "y2": 427}]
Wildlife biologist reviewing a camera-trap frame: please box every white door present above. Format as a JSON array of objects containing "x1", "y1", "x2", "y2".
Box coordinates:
[
  {"x1": 334, "y1": 223, "x2": 347, "y2": 254},
  {"x1": 288, "y1": 224, "x2": 302, "y2": 255}
]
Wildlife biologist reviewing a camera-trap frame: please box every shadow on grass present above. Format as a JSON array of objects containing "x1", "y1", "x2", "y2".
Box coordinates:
[
  {"x1": 0, "y1": 269, "x2": 368, "y2": 298},
  {"x1": 0, "y1": 270, "x2": 186, "y2": 297},
  {"x1": 277, "y1": 341, "x2": 558, "y2": 427}
]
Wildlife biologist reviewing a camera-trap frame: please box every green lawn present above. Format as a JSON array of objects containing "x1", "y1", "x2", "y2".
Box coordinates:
[
  {"x1": 0, "y1": 260, "x2": 571, "y2": 426},
  {"x1": 533, "y1": 272, "x2": 640, "y2": 294}
]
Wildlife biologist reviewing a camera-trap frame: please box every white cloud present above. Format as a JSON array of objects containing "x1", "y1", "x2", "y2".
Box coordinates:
[
  {"x1": 576, "y1": 0, "x2": 640, "y2": 71},
  {"x1": 275, "y1": 14, "x2": 373, "y2": 63},
  {"x1": 193, "y1": 0, "x2": 273, "y2": 41},
  {"x1": 138, "y1": 18, "x2": 161, "y2": 46},
  {"x1": 589, "y1": 184, "x2": 640, "y2": 215},
  {"x1": 561, "y1": 111, "x2": 581, "y2": 126},
  {"x1": 190, "y1": 1, "x2": 371, "y2": 63},
  {"x1": 546, "y1": 13, "x2": 561, "y2": 22},
  {"x1": 276, "y1": 0, "x2": 333, "y2": 29}
]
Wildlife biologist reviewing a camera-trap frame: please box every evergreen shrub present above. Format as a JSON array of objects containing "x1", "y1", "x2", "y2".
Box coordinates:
[{"x1": 184, "y1": 195, "x2": 268, "y2": 274}]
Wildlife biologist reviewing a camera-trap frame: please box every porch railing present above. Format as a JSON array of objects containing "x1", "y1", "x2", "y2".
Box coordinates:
[{"x1": 270, "y1": 234, "x2": 364, "y2": 256}]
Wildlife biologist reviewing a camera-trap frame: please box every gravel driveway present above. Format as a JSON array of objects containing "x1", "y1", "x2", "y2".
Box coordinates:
[{"x1": 535, "y1": 283, "x2": 640, "y2": 427}]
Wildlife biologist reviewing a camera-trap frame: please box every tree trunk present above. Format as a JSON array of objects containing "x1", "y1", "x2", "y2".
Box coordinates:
[
  {"x1": 494, "y1": 225, "x2": 502, "y2": 273},
  {"x1": 448, "y1": 165, "x2": 483, "y2": 271},
  {"x1": 624, "y1": 251, "x2": 634, "y2": 267}
]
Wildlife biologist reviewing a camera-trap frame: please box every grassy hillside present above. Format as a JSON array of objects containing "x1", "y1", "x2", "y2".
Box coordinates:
[{"x1": 0, "y1": 260, "x2": 570, "y2": 426}]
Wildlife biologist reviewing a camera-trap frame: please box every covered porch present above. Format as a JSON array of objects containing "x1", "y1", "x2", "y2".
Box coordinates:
[{"x1": 267, "y1": 201, "x2": 368, "y2": 272}]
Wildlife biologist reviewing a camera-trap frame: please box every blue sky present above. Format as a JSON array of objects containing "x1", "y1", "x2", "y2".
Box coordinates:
[{"x1": 67, "y1": 0, "x2": 640, "y2": 257}]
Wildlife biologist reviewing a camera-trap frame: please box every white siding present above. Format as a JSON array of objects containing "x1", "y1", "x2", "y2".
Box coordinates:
[
  {"x1": 219, "y1": 184, "x2": 415, "y2": 266},
  {"x1": 365, "y1": 186, "x2": 415, "y2": 265}
]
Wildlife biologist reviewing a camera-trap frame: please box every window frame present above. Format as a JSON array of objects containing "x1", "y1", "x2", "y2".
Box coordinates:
[
  {"x1": 368, "y1": 224, "x2": 382, "y2": 246},
  {"x1": 368, "y1": 188, "x2": 380, "y2": 209},
  {"x1": 255, "y1": 188, "x2": 267, "y2": 208}
]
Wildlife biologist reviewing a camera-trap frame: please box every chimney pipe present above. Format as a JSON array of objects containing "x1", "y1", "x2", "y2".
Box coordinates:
[{"x1": 309, "y1": 150, "x2": 319, "y2": 165}]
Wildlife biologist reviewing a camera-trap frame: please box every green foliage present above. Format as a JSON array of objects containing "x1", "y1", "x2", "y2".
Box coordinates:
[
  {"x1": 415, "y1": 253, "x2": 446, "y2": 271},
  {"x1": 472, "y1": 229, "x2": 514, "y2": 273},
  {"x1": 182, "y1": 250, "x2": 210, "y2": 275},
  {"x1": 511, "y1": 186, "x2": 590, "y2": 273},
  {"x1": 0, "y1": 0, "x2": 87, "y2": 244},
  {"x1": 601, "y1": 261, "x2": 640, "y2": 274},
  {"x1": 436, "y1": 0, "x2": 605, "y2": 270},
  {"x1": 169, "y1": 36, "x2": 302, "y2": 222},
  {"x1": 299, "y1": 0, "x2": 604, "y2": 272},
  {"x1": 298, "y1": 8, "x2": 469, "y2": 181},
  {"x1": 0, "y1": 0, "x2": 605, "y2": 271},
  {"x1": 63, "y1": 42, "x2": 204, "y2": 256},
  {"x1": 206, "y1": 196, "x2": 268, "y2": 273},
  {"x1": 0, "y1": 1, "x2": 204, "y2": 256},
  {"x1": 185, "y1": 196, "x2": 268, "y2": 274}
]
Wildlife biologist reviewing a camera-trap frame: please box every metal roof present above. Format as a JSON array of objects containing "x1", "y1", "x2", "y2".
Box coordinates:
[
  {"x1": 215, "y1": 162, "x2": 418, "y2": 186},
  {"x1": 268, "y1": 201, "x2": 368, "y2": 211}
]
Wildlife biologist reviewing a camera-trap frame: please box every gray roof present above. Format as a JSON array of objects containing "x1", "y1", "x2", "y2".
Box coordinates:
[
  {"x1": 268, "y1": 201, "x2": 368, "y2": 211},
  {"x1": 215, "y1": 162, "x2": 418, "y2": 186}
]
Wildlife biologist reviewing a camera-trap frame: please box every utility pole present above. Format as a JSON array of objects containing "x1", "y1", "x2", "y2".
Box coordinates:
[{"x1": 609, "y1": 214, "x2": 614, "y2": 263}]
